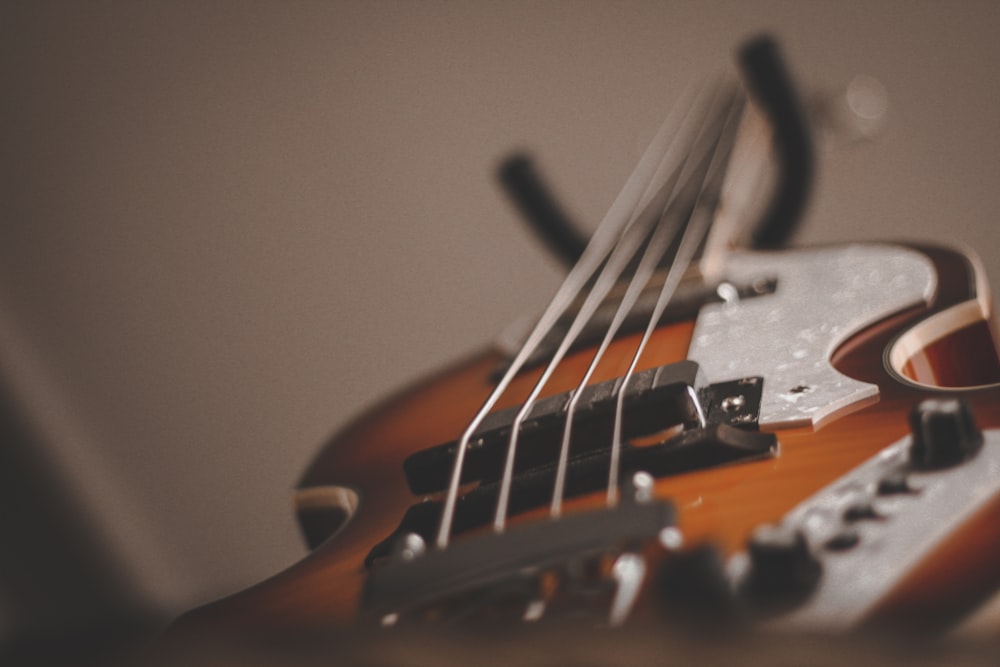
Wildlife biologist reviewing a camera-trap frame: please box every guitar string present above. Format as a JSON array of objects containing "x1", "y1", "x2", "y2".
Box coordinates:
[
  {"x1": 489, "y1": 88, "x2": 730, "y2": 532},
  {"x1": 548, "y1": 84, "x2": 740, "y2": 518},
  {"x1": 698, "y1": 105, "x2": 772, "y2": 281},
  {"x1": 490, "y1": 83, "x2": 730, "y2": 533},
  {"x1": 606, "y1": 91, "x2": 746, "y2": 506},
  {"x1": 434, "y1": 82, "x2": 704, "y2": 549}
]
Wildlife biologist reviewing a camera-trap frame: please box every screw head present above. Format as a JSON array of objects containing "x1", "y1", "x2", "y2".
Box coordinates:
[
  {"x1": 721, "y1": 395, "x2": 746, "y2": 413},
  {"x1": 392, "y1": 532, "x2": 427, "y2": 563},
  {"x1": 628, "y1": 471, "x2": 655, "y2": 504}
]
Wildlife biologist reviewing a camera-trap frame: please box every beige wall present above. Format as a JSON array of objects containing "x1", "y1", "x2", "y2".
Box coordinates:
[{"x1": 3, "y1": 1, "x2": 1000, "y2": 614}]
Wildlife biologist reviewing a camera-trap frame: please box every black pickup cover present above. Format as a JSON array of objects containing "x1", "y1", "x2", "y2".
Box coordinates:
[{"x1": 404, "y1": 360, "x2": 710, "y2": 495}]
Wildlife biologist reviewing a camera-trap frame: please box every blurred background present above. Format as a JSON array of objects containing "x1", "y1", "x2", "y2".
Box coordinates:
[{"x1": 2, "y1": 0, "x2": 1000, "y2": 646}]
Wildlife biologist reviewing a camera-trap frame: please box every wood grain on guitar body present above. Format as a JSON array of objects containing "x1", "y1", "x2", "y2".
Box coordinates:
[{"x1": 173, "y1": 37, "x2": 1000, "y2": 640}]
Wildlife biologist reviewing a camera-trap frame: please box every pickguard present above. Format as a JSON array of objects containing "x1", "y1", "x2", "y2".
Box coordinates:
[{"x1": 689, "y1": 245, "x2": 936, "y2": 429}]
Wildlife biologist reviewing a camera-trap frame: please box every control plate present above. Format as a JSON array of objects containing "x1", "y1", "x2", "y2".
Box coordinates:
[{"x1": 729, "y1": 429, "x2": 1000, "y2": 632}]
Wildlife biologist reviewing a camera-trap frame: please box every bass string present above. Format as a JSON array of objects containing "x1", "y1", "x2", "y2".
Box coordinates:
[
  {"x1": 433, "y1": 82, "x2": 704, "y2": 549},
  {"x1": 490, "y1": 84, "x2": 731, "y2": 532},
  {"x1": 548, "y1": 84, "x2": 742, "y2": 519},
  {"x1": 490, "y1": 212, "x2": 667, "y2": 530},
  {"x1": 606, "y1": 90, "x2": 747, "y2": 506},
  {"x1": 698, "y1": 104, "x2": 773, "y2": 281}
]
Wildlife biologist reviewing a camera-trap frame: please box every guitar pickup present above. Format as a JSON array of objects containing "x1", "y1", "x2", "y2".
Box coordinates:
[{"x1": 403, "y1": 360, "x2": 763, "y2": 495}]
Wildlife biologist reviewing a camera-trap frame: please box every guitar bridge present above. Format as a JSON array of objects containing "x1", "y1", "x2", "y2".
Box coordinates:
[{"x1": 363, "y1": 498, "x2": 676, "y2": 623}]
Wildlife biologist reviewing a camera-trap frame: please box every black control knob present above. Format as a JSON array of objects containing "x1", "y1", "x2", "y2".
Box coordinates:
[
  {"x1": 742, "y1": 524, "x2": 821, "y2": 607},
  {"x1": 909, "y1": 398, "x2": 982, "y2": 470},
  {"x1": 658, "y1": 544, "x2": 739, "y2": 625}
]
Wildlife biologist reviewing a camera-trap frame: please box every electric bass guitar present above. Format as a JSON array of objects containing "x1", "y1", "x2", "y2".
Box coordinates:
[{"x1": 174, "y1": 36, "x2": 1000, "y2": 640}]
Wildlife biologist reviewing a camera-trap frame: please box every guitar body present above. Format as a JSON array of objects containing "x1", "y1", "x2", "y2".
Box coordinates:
[{"x1": 176, "y1": 241, "x2": 1000, "y2": 636}]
